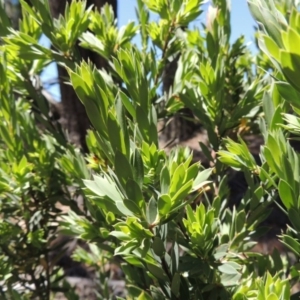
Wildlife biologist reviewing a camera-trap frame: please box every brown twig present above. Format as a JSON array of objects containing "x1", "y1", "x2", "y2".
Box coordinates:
[{"x1": 154, "y1": 20, "x2": 176, "y2": 87}]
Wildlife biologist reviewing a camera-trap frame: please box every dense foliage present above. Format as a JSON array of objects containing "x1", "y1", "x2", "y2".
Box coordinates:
[{"x1": 1, "y1": 0, "x2": 300, "y2": 299}]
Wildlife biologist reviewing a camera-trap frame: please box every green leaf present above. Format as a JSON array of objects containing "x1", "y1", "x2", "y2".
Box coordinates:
[
  {"x1": 114, "y1": 150, "x2": 133, "y2": 188},
  {"x1": 248, "y1": 1, "x2": 284, "y2": 47},
  {"x1": 0, "y1": 125, "x2": 14, "y2": 150},
  {"x1": 149, "y1": 285, "x2": 166, "y2": 300},
  {"x1": 122, "y1": 264, "x2": 145, "y2": 286},
  {"x1": 132, "y1": 148, "x2": 144, "y2": 189},
  {"x1": 214, "y1": 244, "x2": 229, "y2": 260},
  {"x1": 84, "y1": 176, "x2": 116, "y2": 199},
  {"x1": 80, "y1": 32, "x2": 107, "y2": 58},
  {"x1": 288, "y1": 208, "x2": 300, "y2": 233},
  {"x1": 282, "y1": 113, "x2": 300, "y2": 132},
  {"x1": 115, "y1": 96, "x2": 130, "y2": 156},
  {"x1": 137, "y1": 290, "x2": 153, "y2": 300},
  {"x1": 158, "y1": 194, "x2": 172, "y2": 217},
  {"x1": 218, "y1": 263, "x2": 239, "y2": 275},
  {"x1": 235, "y1": 210, "x2": 246, "y2": 233},
  {"x1": 280, "y1": 51, "x2": 300, "y2": 93},
  {"x1": 146, "y1": 263, "x2": 168, "y2": 281},
  {"x1": 200, "y1": 142, "x2": 214, "y2": 162},
  {"x1": 266, "y1": 293, "x2": 279, "y2": 300},
  {"x1": 124, "y1": 198, "x2": 142, "y2": 216},
  {"x1": 126, "y1": 179, "x2": 144, "y2": 208},
  {"x1": 220, "y1": 272, "x2": 242, "y2": 287},
  {"x1": 69, "y1": 70, "x2": 91, "y2": 101},
  {"x1": 272, "y1": 248, "x2": 283, "y2": 273},
  {"x1": 160, "y1": 165, "x2": 170, "y2": 194},
  {"x1": 171, "y1": 179, "x2": 193, "y2": 204},
  {"x1": 147, "y1": 196, "x2": 158, "y2": 224},
  {"x1": 139, "y1": 76, "x2": 149, "y2": 111},
  {"x1": 136, "y1": 106, "x2": 152, "y2": 143},
  {"x1": 171, "y1": 272, "x2": 181, "y2": 297},
  {"x1": 283, "y1": 27, "x2": 300, "y2": 56},
  {"x1": 124, "y1": 256, "x2": 145, "y2": 268},
  {"x1": 185, "y1": 163, "x2": 200, "y2": 183},
  {"x1": 169, "y1": 164, "x2": 185, "y2": 198},
  {"x1": 270, "y1": 106, "x2": 284, "y2": 130},
  {"x1": 107, "y1": 110, "x2": 128, "y2": 157},
  {"x1": 262, "y1": 34, "x2": 280, "y2": 61},
  {"x1": 278, "y1": 180, "x2": 294, "y2": 209},
  {"x1": 192, "y1": 168, "x2": 212, "y2": 191},
  {"x1": 281, "y1": 233, "x2": 300, "y2": 255},
  {"x1": 119, "y1": 90, "x2": 136, "y2": 118},
  {"x1": 0, "y1": 2, "x2": 11, "y2": 36},
  {"x1": 276, "y1": 82, "x2": 300, "y2": 109},
  {"x1": 84, "y1": 175, "x2": 133, "y2": 216},
  {"x1": 218, "y1": 151, "x2": 244, "y2": 169},
  {"x1": 262, "y1": 91, "x2": 275, "y2": 127},
  {"x1": 152, "y1": 237, "x2": 165, "y2": 257},
  {"x1": 171, "y1": 242, "x2": 179, "y2": 274}
]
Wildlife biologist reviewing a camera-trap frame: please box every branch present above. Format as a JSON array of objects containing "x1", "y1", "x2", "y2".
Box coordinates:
[{"x1": 41, "y1": 88, "x2": 63, "y2": 120}]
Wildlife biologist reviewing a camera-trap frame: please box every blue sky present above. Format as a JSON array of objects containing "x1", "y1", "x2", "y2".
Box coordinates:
[
  {"x1": 118, "y1": 0, "x2": 256, "y2": 46},
  {"x1": 41, "y1": 0, "x2": 256, "y2": 100}
]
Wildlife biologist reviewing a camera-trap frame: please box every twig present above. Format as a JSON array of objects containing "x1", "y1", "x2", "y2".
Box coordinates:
[{"x1": 154, "y1": 20, "x2": 176, "y2": 87}]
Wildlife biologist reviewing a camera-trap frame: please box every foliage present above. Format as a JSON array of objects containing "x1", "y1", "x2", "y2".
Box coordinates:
[{"x1": 1, "y1": 0, "x2": 300, "y2": 299}]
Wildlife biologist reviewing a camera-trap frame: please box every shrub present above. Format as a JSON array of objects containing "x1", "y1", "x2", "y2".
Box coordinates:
[{"x1": 1, "y1": 0, "x2": 300, "y2": 299}]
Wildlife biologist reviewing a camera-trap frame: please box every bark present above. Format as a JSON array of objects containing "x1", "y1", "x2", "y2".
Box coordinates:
[
  {"x1": 48, "y1": 0, "x2": 117, "y2": 152},
  {"x1": 160, "y1": 54, "x2": 202, "y2": 147}
]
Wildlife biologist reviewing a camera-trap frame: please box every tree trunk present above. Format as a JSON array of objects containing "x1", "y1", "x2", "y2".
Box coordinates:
[
  {"x1": 48, "y1": 0, "x2": 117, "y2": 152},
  {"x1": 160, "y1": 54, "x2": 201, "y2": 147}
]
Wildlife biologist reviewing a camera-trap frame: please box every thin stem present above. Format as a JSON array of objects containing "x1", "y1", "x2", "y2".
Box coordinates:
[
  {"x1": 161, "y1": 255, "x2": 180, "y2": 300},
  {"x1": 161, "y1": 255, "x2": 172, "y2": 282},
  {"x1": 177, "y1": 220, "x2": 190, "y2": 242},
  {"x1": 154, "y1": 20, "x2": 176, "y2": 87},
  {"x1": 45, "y1": 246, "x2": 51, "y2": 300}
]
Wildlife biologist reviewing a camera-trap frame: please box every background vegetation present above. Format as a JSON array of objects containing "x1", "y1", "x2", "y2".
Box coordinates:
[{"x1": 1, "y1": 0, "x2": 300, "y2": 299}]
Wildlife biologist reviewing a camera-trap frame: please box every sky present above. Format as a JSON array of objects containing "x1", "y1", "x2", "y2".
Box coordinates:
[{"x1": 41, "y1": 0, "x2": 257, "y2": 101}]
